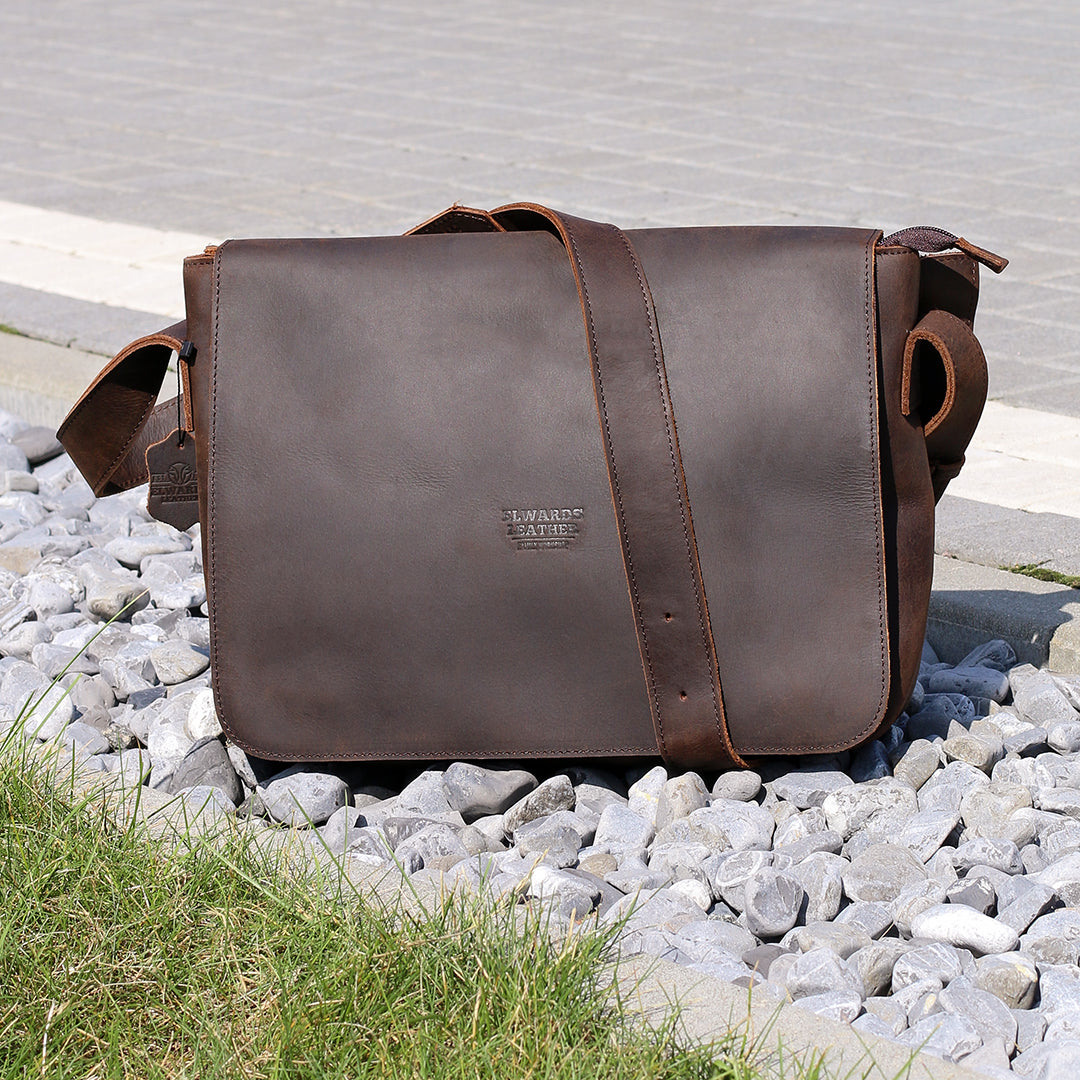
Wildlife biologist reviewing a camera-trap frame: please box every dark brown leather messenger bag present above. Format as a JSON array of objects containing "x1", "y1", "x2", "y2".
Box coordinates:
[{"x1": 57, "y1": 204, "x2": 1007, "y2": 770}]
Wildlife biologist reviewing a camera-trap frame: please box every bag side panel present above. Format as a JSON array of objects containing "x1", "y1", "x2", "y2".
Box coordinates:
[{"x1": 875, "y1": 249, "x2": 932, "y2": 731}]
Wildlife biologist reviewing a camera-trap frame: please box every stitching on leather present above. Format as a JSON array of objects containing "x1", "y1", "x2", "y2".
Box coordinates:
[
  {"x1": 71, "y1": 337, "x2": 175, "y2": 492},
  {"x1": 209, "y1": 246, "x2": 225, "y2": 740},
  {"x1": 564, "y1": 224, "x2": 666, "y2": 759},
  {"x1": 616, "y1": 228, "x2": 731, "y2": 761},
  {"x1": 863, "y1": 234, "x2": 889, "y2": 747}
]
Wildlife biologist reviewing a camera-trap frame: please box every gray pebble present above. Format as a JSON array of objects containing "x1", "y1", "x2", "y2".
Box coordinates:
[
  {"x1": 654, "y1": 772, "x2": 708, "y2": 829},
  {"x1": 842, "y1": 842, "x2": 927, "y2": 904},
  {"x1": 397, "y1": 771, "x2": 455, "y2": 817},
  {"x1": 593, "y1": 802, "x2": 653, "y2": 858},
  {"x1": 1035, "y1": 965, "x2": 1080, "y2": 1027},
  {"x1": 849, "y1": 938, "x2": 911, "y2": 997},
  {"x1": 395, "y1": 823, "x2": 469, "y2": 875},
  {"x1": 442, "y1": 762, "x2": 536, "y2": 822},
  {"x1": 21, "y1": 680, "x2": 75, "y2": 740},
  {"x1": 974, "y1": 951, "x2": 1039, "y2": 1009},
  {"x1": 711, "y1": 770, "x2": 761, "y2": 802},
  {"x1": 261, "y1": 769, "x2": 349, "y2": 827},
  {"x1": 0, "y1": 620, "x2": 52, "y2": 660},
  {"x1": 1012, "y1": 1040, "x2": 1080, "y2": 1080},
  {"x1": 1047, "y1": 720, "x2": 1080, "y2": 754},
  {"x1": 149, "y1": 641, "x2": 209, "y2": 685},
  {"x1": 942, "y1": 729, "x2": 1004, "y2": 773},
  {"x1": 823, "y1": 777, "x2": 918, "y2": 839},
  {"x1": 167, "y1": 737, "x2": 242, "y2": 805},
  {"x1": 682, "y1": 800, "x2": 774, "y2": 852},
  {"x1": 743, "y1": 868, "x2": 805, "y2": 938},
  {"x1": 849, "y1": 740, "x2": 891, "y2": 782},
  {"x1": 910, "y1": 903, "x2": 1019, "y2": 955},
  {"x1": 11, "y1": 426, "x2": 62, "y2": 465},
  {"x1": 783, "y1": 920, "x2": 871, "y2": 959},
  {"x1": 1012, "y1": 667, "x2": 1078, "y2": 728},
  {"x1": 627, "y1": 765, "x2": 667, "y2": 826},
  {"x1": 928, "y1": 666, "x2": 1011, "y2": 702},
  {"x1": 788, "y1": 851, "x2": 844, "y2": 922},
  {"x1": 953, "y1": 837, "x2": 1024, "y2": 875},
  {"x1": 792, "y1": 989, "x2": 863, "y2": 1024},
  {"x1": 945, "y1": 875, "x2": 996, "y2": 914},
  {"x1": 503, "y1": 774, "x2": 574, "y2": 833},
  {"x1": 60, "y1": 720, "x2": 111, "y2": 756},
  {"x1": 940, "y1": 980, "x2": 1018, "y2": 1054},
  {"x1": 892, "y1": 878, "x2": 949, "y2": 936},
  {"x1": 514, "y1": 813, "x2": 584, "y2": 867},
  {"x1": 898, "y1": 1014, "x2": 983, "y2": 1063},
  {"x1": 771, "y1": 768, "x2": 853, "y2": 809}
]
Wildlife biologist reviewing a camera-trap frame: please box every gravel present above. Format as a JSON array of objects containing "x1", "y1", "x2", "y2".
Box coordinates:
[{"x1": 4, "y1": 405, "x2": 1080, "y2": 1076}]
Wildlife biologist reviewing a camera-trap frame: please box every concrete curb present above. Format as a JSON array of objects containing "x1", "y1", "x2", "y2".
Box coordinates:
[
  {"x1": 929, "y1": 554, "x2": 1080, "y2": 671},
  {"x1": 617, "y1": 954, "x2": 986, "y2": 1080},
  {"x1": 0, "y1": 331, "x2": 107, "y2": 428}
]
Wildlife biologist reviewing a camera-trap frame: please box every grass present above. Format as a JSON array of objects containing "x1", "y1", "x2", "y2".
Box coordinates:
[
  {"x1": 1003, "y1": 562, "x2": 1080, "y2": 589},
  {"x1": 0, "y1": 728, "x2": 767, "y2": 1080}
]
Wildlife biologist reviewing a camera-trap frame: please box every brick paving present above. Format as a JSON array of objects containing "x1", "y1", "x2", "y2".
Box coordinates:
[{"x1": 0, "y1": 0, "x2": 1077, "y2": 409}]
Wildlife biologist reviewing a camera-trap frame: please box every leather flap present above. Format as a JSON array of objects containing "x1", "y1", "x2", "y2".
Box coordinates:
[{"x1": 206, "y1": 226, "x2": 888, "y2": 760}]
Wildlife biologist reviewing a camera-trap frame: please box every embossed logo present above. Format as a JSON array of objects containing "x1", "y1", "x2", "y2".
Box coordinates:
[
  {"x1": 150, "y1": 462, "x2": 199, "y2": 503},
  {"x1": 502, "y1": 507, "x2": 584, "y2": 551}
]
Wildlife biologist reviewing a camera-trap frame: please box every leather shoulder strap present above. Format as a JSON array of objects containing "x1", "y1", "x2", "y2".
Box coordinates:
[
  {"x1": 57, "y1": 322, "x2": 187, "y2": 496},
  {"x1": 491, "y1": 202, "x2": 744, "y2": 769}
]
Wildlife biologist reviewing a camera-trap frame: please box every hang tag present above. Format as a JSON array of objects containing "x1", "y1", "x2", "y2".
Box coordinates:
[{"x1": 146, "y1": 431, "x2": 200, "y2": 530}]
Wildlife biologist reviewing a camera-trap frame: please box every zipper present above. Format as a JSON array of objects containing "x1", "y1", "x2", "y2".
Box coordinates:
[{"x1": 879, "y1": 226, "x2": 1008, "y2": 274}]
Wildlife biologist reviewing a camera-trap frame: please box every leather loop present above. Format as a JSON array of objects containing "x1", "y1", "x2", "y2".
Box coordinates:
[
  {"x1": 491, "y1": 202, "x2": 744, "y2": 769},
  {"x1": 407, "y1": 205, "x2": 505, "y2": 235},
  {"x1": 901, "y1": 308, "x2": 988, "y2": 502},
  {"x1": 57, "y1": 322, "x2": 187, "y2": 496}
]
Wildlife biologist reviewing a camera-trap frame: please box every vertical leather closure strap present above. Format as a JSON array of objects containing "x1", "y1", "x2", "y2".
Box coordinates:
[{"x1": 493, "y1": 203, "x2": 745, "y2": 769}]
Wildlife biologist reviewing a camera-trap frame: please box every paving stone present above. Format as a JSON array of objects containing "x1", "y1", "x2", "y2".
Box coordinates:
[{"x1": 910, "y1": 904, "x2": 1019, "y2": 955}]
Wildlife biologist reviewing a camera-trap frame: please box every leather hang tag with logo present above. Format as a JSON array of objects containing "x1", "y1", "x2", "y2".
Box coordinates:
[{"x1": 146, "y1": 431, "x2": 199, "y2": 531}]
